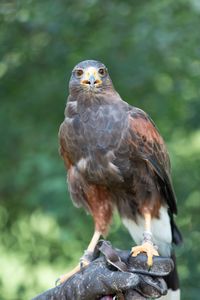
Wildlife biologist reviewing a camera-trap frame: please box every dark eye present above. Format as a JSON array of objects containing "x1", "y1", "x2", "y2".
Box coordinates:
[
  {"x1": 75, "y1": 69, "x2": 84, "y2": 78},
  {"x1": 98, "y1": 68, "x2": 106, "y2": 77}
]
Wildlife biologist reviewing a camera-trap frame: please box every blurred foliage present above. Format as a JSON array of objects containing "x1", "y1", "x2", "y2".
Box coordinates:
[{"x1": 0, "y1": 0, "x2": 200, "y2": 299}]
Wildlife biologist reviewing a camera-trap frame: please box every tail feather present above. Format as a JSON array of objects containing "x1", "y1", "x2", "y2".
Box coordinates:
[
  {"x1": 169, "y1": 212, "x2": 183, "y2": 246},
  {"x1": 172, "y1": 221, "x2": 183, "y2": 245}
]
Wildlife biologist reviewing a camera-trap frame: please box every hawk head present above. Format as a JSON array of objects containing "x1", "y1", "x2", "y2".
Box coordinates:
[{"x1": 69, "y1": 60, "x2": 113, "y2": 95}]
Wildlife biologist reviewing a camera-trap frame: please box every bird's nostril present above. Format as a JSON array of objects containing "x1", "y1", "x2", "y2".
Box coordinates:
[
  {"x1": 94, "y1": 79, "x2": 101, "y2": 85},
  {"x1": 82, "y1": 80, "x2": 91, "y2": 85},
  {"x1": 81, "y1": 79, "x2": 101, "y2": 85}
]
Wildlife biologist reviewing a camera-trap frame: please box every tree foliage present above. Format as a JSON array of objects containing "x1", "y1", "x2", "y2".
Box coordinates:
[{"x1": 0, "y1": 0, "x2": 200, "y2": 299}]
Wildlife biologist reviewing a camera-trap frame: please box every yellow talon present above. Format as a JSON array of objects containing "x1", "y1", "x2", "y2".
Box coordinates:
[{"x1": 131, "y1": 242, "x2": 159, "y2": 267}]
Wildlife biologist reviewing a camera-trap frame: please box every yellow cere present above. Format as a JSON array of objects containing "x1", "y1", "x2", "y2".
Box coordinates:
[{"x1": 83, "y1": 67, "x2": 102, "y2": 84}]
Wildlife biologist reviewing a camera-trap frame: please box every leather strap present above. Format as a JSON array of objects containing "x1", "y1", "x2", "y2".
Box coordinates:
[{"x1": 96, "y1": 240, "x2": 128, "y2": 272}]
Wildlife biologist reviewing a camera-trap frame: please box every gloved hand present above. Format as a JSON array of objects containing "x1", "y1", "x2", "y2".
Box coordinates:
[{"x1": 33, "y1": 241, "x2": 173, "y2": 300}]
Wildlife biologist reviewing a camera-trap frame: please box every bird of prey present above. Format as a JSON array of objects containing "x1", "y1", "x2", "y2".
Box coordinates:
[{"x1": 58, "y1": 60, "x2": 182, "y2": 299}]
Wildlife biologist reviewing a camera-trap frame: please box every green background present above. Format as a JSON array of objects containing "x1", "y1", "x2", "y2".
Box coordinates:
[{"x1": 0, "y1": 0, "x2": 200, "y2": 299}]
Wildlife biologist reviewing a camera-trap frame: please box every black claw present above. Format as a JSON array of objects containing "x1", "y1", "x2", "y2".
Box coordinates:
[
  {"x1": 80, "y1": 261, "x2": 85, "y2": 272},
  {"x1": 148, "y1": 265, "x2": 152, "y2": 272}
]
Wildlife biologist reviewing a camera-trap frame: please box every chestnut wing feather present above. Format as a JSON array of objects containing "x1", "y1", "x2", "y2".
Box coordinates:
[{"x1": 127, "y1": 108, "x2": 177, "y2": 215}]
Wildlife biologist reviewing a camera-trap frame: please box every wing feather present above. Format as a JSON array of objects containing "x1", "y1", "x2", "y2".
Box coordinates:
[{"x1": 128, "y1": 108, "x2": 177, "y2": 214}]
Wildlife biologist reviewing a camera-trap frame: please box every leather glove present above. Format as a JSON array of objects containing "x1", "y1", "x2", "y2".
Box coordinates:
[{"x1": 33, "y1": 241, "x2": 173, "y2": 300}]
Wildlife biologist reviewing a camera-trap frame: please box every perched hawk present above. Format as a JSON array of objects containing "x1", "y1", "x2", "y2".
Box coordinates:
[{"x1": 59, "y1": 60, "x2": 182, "y2": 299}]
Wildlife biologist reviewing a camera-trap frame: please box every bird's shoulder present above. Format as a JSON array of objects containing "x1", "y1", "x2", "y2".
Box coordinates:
[
  {"x1": 126, "y1": 106, "x2": 167, "y2": 157},
  {"x1": 128, "y1": 106, "x2": 159, "y2": 135}
]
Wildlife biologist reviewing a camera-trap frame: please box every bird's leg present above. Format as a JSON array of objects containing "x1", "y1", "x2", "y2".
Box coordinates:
[
  {"x1": 80, "y1": 230, "x2": 101, "y2": 267},
  {"x1": 131, "y1": 212, "x2": 159, "y2": 267},
  {"x1": 57, "y1": 230, "x2": 101, "y2": 284}
]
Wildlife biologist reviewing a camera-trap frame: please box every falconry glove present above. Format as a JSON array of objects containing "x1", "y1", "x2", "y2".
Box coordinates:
[{"x1": 33, "y1": 241, "x2": 173, "y2": 300}]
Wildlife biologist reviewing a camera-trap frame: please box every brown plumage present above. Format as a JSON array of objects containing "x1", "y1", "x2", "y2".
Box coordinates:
[{"x1": 58, "y1": 60, "x2": 182, "y2": 297}]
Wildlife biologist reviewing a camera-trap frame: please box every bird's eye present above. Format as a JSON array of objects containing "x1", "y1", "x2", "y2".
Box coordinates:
[
  {"x1": 98, "y1": 68, "x2": 106, "y2": 77},
  {"x1": 75, "y1": 69, "x2": 84, "y2": 78}
]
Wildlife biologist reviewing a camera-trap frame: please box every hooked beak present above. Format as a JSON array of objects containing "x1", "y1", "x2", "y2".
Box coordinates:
[{"x1": 81, "y1": 67, "x2": 102, "y2": 87}]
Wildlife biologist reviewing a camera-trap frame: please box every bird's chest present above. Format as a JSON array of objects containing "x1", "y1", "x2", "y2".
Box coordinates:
[{"x1": 65, "y1": 104, "x2": 127, "y2": 182}]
